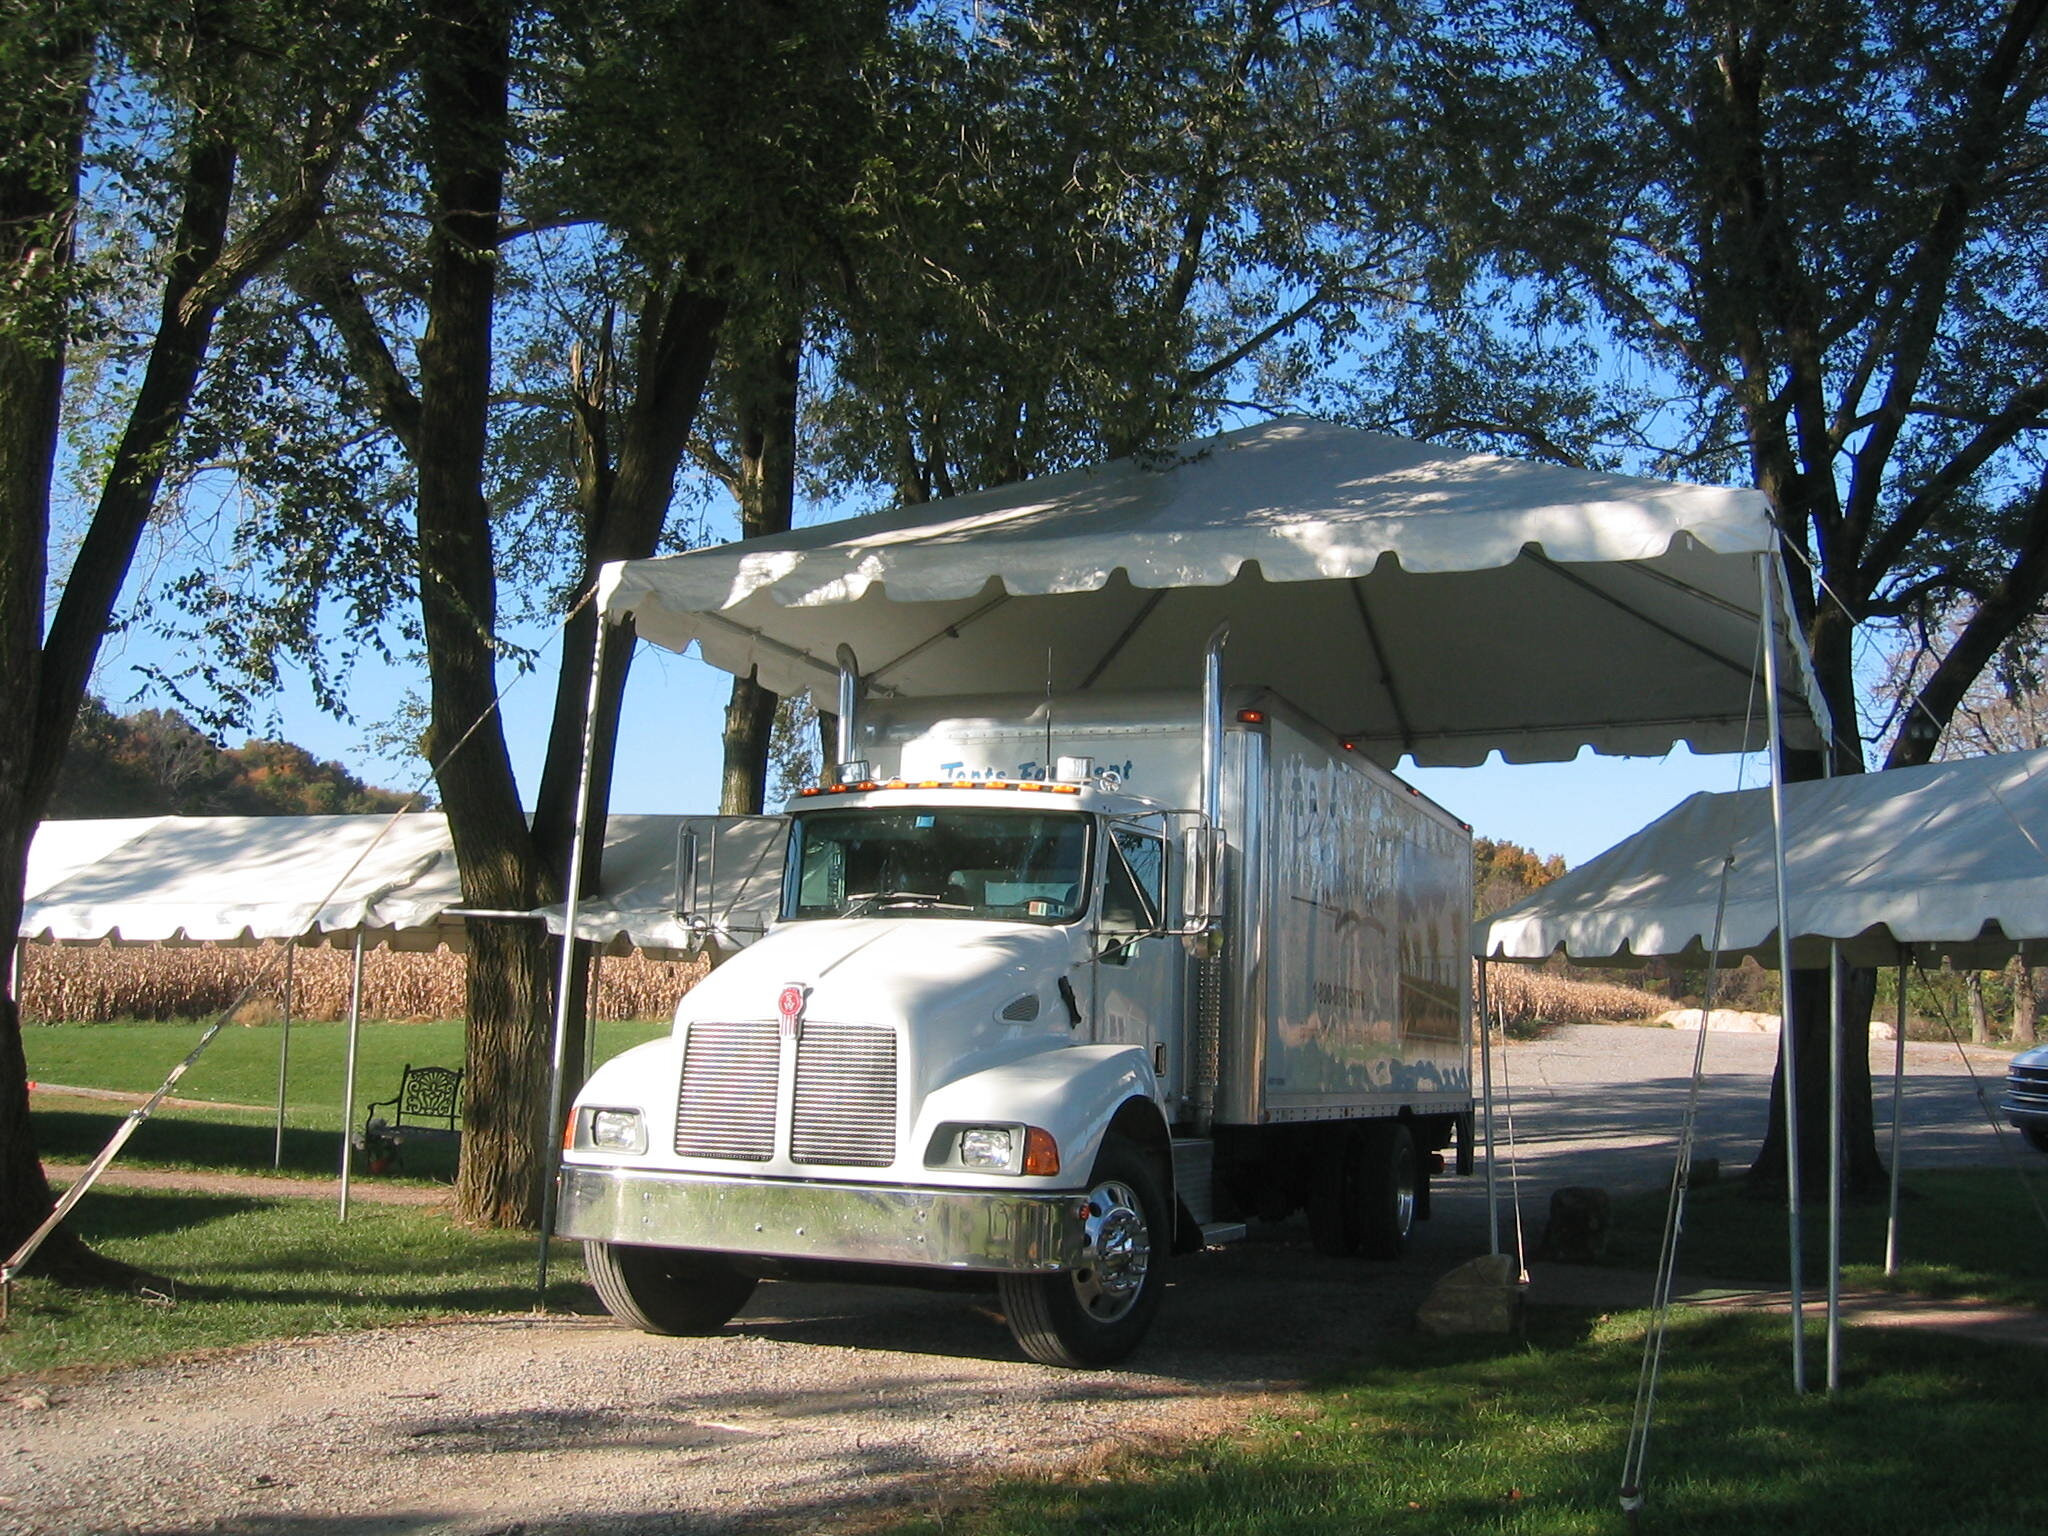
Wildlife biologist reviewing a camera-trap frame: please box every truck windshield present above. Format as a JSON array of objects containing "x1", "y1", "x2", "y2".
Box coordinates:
[{"x1": 786, "y1": 807, "x2": 1092, "y2": 924}]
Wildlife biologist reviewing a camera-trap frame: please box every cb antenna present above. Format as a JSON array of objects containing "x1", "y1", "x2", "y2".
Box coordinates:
[{"x1": 1043, "y1": 645, "x2": 1054, "y2": 774}]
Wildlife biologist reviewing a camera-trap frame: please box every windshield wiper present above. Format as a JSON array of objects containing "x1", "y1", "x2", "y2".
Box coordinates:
[{"x1": 843, "y1": 889, "x2": 964, "y2": 917}]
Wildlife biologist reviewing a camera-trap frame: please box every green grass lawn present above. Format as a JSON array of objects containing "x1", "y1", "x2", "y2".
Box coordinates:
[
  {"x1": 24, "y1": 1017, "x2": 669, "y2": 1181},
  {"x1": 0, "y1": 1187, "x2": 593, "y2": 1378},
  {"x1": 896, "y1": 1310, "x2": 2045, "y2": 1535},
  {"x1": 1607, "y1": 1168, "x2": 2048, "y2": 1309}
]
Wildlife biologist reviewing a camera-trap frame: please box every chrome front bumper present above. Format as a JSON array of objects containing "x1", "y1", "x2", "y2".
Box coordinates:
[{"x1": 556, "y1": 1163, "x2": 1087, "y2": 1273}]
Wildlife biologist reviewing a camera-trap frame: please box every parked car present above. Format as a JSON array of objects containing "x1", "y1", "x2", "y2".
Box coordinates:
[{"x1": 2002, "y1": 1043, "x2": 2048, "y2": 1153}]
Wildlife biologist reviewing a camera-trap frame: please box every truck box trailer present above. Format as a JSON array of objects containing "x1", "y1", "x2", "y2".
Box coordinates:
[{"x1": 560, "y1": 648, "x2": 1472, "y2": 1366}]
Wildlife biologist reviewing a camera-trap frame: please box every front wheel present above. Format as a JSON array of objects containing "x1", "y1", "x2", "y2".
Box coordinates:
[
  {"x1": 999, "y1": 1137, "x2": 1167, "y2": 1368},
  {"x1": 583, "y1": 1241, "x2": 758, "y2": 1335}
]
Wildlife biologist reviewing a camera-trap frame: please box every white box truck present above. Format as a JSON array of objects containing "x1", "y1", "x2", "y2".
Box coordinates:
[{"x1": 559, "y1": 638, "x2": 1472, "y2": 1366}]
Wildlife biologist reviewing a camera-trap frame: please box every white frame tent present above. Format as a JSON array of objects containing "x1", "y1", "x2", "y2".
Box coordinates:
[
  {"x1": 18, "y1": 813, "x2": 462, "y2": 1215},
  {"x1": 538, "y1": 417, "x2": 1836, "y2": 1285},
  {"x1": 1473, "y1": 747, "x2": 2048, "y2": 1392}
]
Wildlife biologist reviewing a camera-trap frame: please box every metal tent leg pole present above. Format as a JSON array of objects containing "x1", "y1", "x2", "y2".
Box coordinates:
[
  {"x1": 1760, "y1": 553, "x2": 1806, "y2": 1394},
  {"x1": 1827, "y1": 943, "x2": 1843, "y2": 1395},
  {"x1": 1885, "y1": 952, "x2": 1908, "y2": 1276},
  {"x1": 274, "y1": 940, "x2": 297, "y2": 1169},
  {"x1": 538, "y1": 618, "x2": 610, "y2": 1302},
  {"x1": 1478, "y1": 959, "x2": 1500, "y2": 1257},
  {"x1": 338, "y1": 929, "x2": 366, "y2": 1222}
]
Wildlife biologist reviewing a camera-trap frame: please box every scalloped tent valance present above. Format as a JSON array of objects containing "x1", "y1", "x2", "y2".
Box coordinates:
[
  {"x1": 1474, "y1": 748, "x2": 2048, "y2": 969},
  {"x1": 600, "y1": 417, "x2": 1828, "y2": 768}
]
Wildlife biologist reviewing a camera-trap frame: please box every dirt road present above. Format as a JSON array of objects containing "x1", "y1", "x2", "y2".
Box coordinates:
[{"x1": 3, "y1": 1023, "x2": 2026, "y2": 1536}]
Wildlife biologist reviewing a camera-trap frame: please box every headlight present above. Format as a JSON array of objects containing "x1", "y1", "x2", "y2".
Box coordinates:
[
  {"x1": 928, "y1": 1123, "x2": 1061, "y2": 1175},
  {"x1": 959, "y1": 1127, "x2": 1017, "y2": 1170},
  {"x1": 578, "y1": 1106, "x2": 647, "y2": 1154}
]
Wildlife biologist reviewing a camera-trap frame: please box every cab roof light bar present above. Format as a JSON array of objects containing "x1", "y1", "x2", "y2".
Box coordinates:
[{"x1": 798, "y1": 778, "x2": 1083, "y2": 798}]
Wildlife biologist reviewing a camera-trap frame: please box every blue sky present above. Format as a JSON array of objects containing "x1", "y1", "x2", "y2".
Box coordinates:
[{"x1": 89, "y1": 603, "x2": 1769, "y2": 869}]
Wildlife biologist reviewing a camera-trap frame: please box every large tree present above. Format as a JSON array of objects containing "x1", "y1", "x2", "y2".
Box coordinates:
[
  {"x1": 0, "y1": 0, "x2": 392, "y2": 1281},
  {"x1": 161, "y1": 0, "x2": 889, "y2": 1224},
  {"x1": 1368, "y1": 0, "x2": 2048, "y2": 1190}
]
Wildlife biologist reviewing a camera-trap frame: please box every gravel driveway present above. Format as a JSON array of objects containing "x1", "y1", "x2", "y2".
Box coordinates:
[{"x1": 3, "y1": 1022, "x2": 2024, "y2": 1536}]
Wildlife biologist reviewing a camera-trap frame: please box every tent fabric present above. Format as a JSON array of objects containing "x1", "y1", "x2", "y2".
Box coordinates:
[
  {"x1": 19, "y1": 812, "x2": 744, "y2": 955},
  {"x1": 599, "y1": 417, "x2": 1828, "y2": 768},
  {"x1": 1474, "y1": 749, "x2": 2048, "y2": 969},
  {"x1": 25, "y1": 817, "x2": 169, "y2": 903},
  {"x1": 20, "y1": 814, "x2": 457, "y2": 947},
  {"x1": 531, "y1": 814, "x2": 786, "y2": 953}
]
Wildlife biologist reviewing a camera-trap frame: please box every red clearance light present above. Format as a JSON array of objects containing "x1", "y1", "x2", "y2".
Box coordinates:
[
  {"x1": 1236, "y1": 709, "x2": 1266, "y2": 724},
  {"x1": 1340, "y1": 739, "x2": 1357, "y2": 751}
]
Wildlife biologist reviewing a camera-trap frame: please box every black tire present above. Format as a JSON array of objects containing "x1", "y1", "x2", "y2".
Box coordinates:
[
  {"x1": 999, "y1": 1137, "x2": 1168, "y2": 1368},
  {"x1": 1358, "y1": 1121, "x2": 1419, "y2": 1260},
  {"x1": 583, "y1": 1241, "x2": 758, "y2": 1336},
  {"x1": 2023, "y1": 1124, "x2": 2048, "y2": 1155}
]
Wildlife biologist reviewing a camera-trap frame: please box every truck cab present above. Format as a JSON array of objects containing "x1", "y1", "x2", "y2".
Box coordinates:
[{"x1": 560, "y1": 769, "x2": 1190, "y2": 1367}]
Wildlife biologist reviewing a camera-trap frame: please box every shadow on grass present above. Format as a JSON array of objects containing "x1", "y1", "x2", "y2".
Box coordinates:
[{"x1": 32, "y1": 1105, "x2": 461, "y2": 1184}]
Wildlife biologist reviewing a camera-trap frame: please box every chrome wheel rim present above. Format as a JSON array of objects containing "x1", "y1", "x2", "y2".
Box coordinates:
[{"x1": 1071, "y1": 1177, "x2": 1151, "y2": 1322}]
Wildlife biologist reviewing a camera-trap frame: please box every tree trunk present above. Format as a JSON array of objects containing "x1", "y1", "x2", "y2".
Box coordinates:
[
  {"x1": 1746, "y1": 963, "x2": 1889, "y2": 1199},
  {"x1": 1967, "y1": 968, "x2": 1989, "y2": 1044},
  {"x1": 413, "y1": 0, "x2": 556, "y2": 1228},
  {"x1": 2014, "y1": 961, "x2": 2039, "y2": 1047},
  {"x1": 721, "y1": 669, "x2": 780, "y2": 815},
  {"x1": 716, "y1": 303, "x2": 803, "y2": 815},
  {"x1": 0, "y1": 21, "x2": 163, "y2": 1287}
]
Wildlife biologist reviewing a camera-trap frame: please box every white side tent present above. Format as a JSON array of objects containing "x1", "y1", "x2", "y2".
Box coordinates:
[
  {"x1": 21, "y1": 813, "x2": 456, "y2": 947},
  {"x1": 1475, "y1": 749, "x2": 2048, "y2": 969},
  {"x1": 528, "y1": 813, "x2": 787, "y2": 956},
  {"x1": 1473, "y1": 747, "x2": 2048, "y2": 1392}
]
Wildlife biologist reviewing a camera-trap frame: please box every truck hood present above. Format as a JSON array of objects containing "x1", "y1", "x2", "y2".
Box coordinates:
[{"x1": 681, "y1": 918, "x2": 1086, "y2": 1032}]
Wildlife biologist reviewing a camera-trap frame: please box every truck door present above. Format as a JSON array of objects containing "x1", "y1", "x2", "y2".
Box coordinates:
[{"x1": 1090, "y1": 824, "x2": 1182, "y2": 1100}]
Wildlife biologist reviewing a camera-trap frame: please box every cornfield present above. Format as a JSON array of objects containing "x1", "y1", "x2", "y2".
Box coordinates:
[
  {"x1": 1478, "y1": 961, "x2": 1667, "y2": 1030},
  {"x1": 17, "y1": 941, "x2": 707, "y2": 1025}
]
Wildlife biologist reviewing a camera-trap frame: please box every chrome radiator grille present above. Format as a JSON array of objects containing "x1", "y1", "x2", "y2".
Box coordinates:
[
  {"x1": 674, "y1": 1019, "x2": 779, "y2": 1160},
  {"x1": 672, "y1": 1019, "x2": 899, "y2": 1167},
  {"x1": 792, "y1": 1024, "x2": 898, "y2": 1167}
]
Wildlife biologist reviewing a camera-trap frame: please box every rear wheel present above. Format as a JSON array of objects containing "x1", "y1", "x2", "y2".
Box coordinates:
[
  {"x1": 1000, "y1": 1137, "x2": 1167, "y2": 1368},
  {"x1": 1358, "y1": 1121, "x2": 1419, "y2": 1260},
  {"x1": 583, "y1": 1241, "x2": 758, "y2": 1335}
]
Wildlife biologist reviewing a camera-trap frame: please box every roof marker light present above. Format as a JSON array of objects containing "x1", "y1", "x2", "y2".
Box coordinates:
[{"x1": 1236, "y1": 708, "x2": 1267, "y2": 724}]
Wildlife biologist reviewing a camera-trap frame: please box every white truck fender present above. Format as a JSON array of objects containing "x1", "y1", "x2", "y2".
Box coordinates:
[
  {"x1": 916, "y1": 1043, "x2": 1167, "y2": 1188},
  {"x1": 568, "y1": 1036, "x2": 681, "y2": 1137}
]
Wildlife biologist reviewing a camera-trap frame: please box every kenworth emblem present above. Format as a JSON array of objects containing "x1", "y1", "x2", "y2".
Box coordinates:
[{"x1": 777, "y1": 984, "x2": 809, "y2": 1041}]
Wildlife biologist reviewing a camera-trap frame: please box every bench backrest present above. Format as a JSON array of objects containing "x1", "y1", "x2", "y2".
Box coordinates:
[{"x1": 397, "y1": 1064, "x2": 462, "y2": 1127}]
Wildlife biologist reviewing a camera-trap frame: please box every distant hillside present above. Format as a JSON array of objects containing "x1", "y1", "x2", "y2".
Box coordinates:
[{"x1": 49, "y1": 697, "x2": 418, "y2": 818}]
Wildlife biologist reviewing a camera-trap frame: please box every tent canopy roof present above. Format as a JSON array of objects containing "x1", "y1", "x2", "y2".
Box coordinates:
[
  {"x1": 1475, "y1": 749, "x2": 2048, "y2": 969},
  {"x1": 21, "y1": 814, "x2": 457, "y2": 947},
  {"x1": 600, "y1": 418, "x2": 1826, "y2": 768}
]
